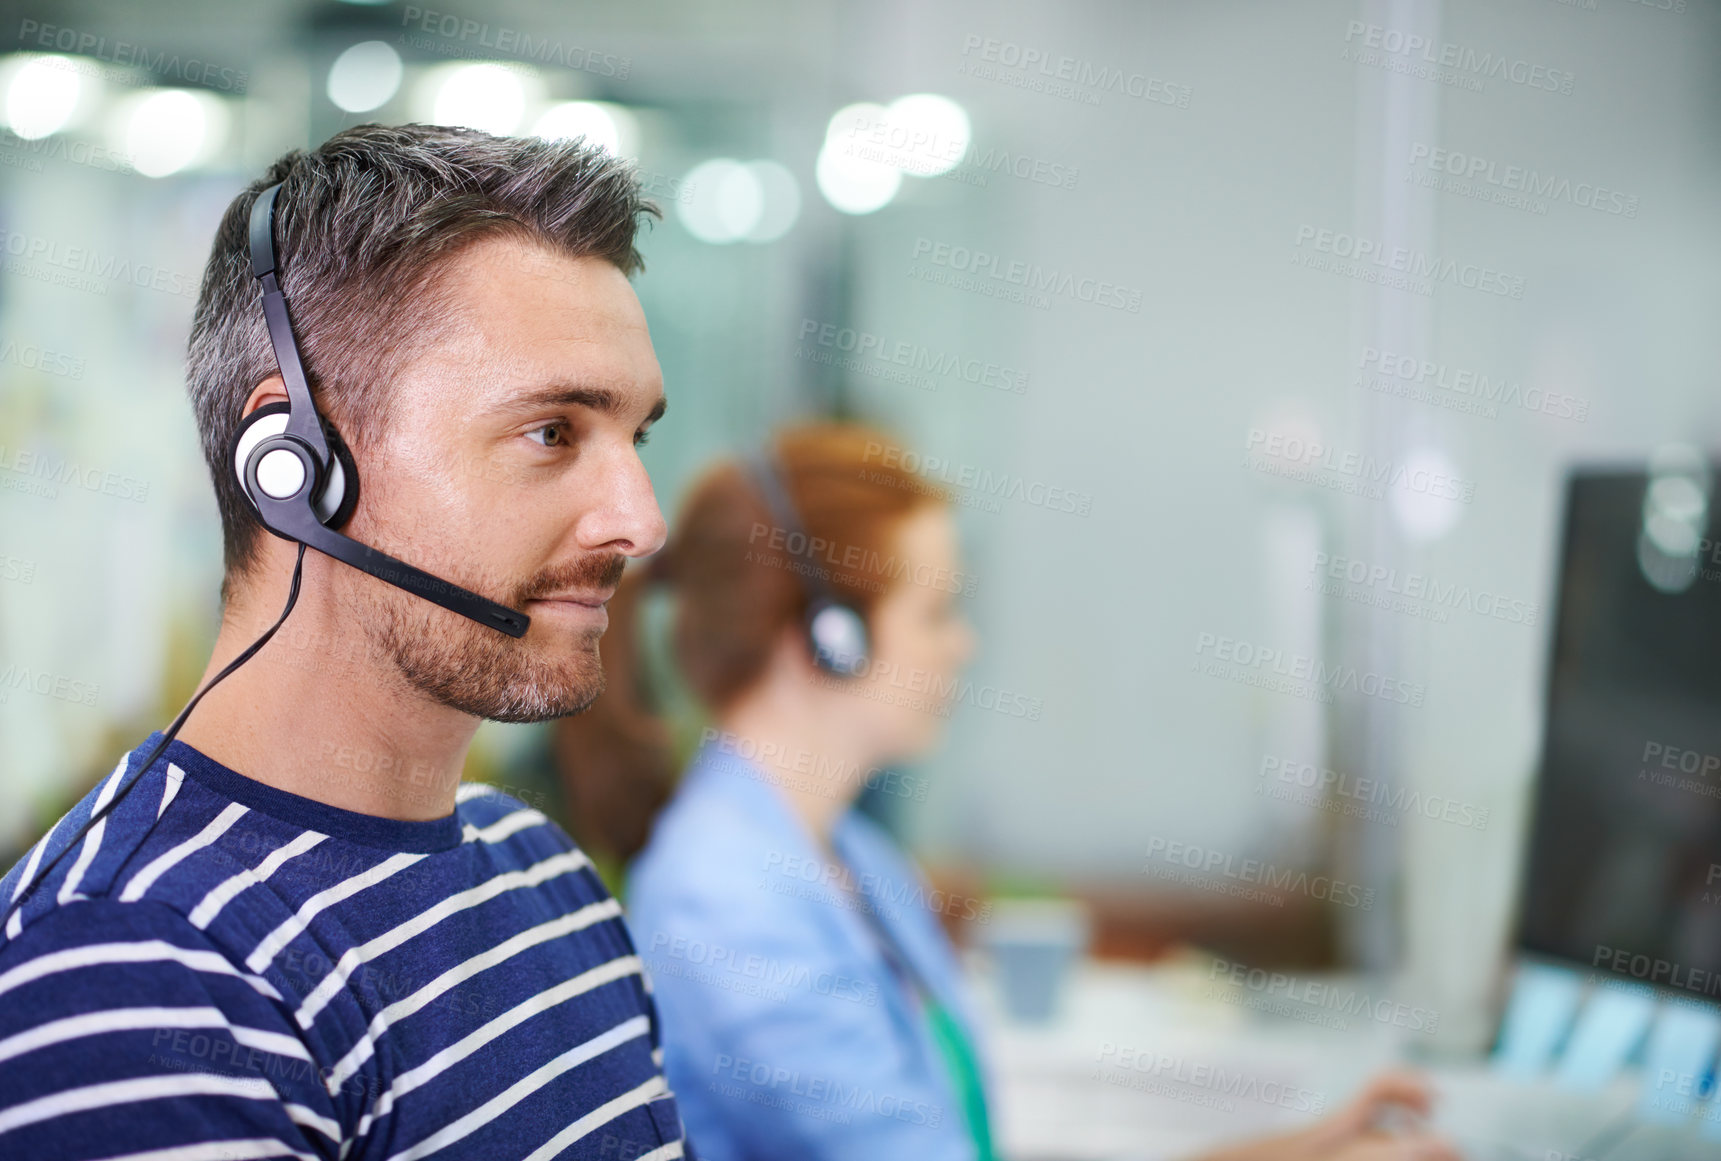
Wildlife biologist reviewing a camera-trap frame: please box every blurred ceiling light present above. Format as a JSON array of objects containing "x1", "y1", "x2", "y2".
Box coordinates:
[
  {"x1": 679, "y1": 159, "x2": 761, "y2": 244},
  {"x1": 743, "y1": 160, "x2": 800, "y2": 242},
  {"x1": 122, "y1": 89, "x2": 226, "y2": 178},
  {"x1": 824, "y1": 101, "x2": 889, "y2": 142},
  {"x1": 1388, "y1": 447, "x2": 1465, "y2": 543},
  {"x1": 6, "y1": 55, "x2": 82, "y2": 139},
  {"x1": 817, "y1": 100, "x2": 902, "y2": 213},
  {"x1": 815, "y1": 141, "x2": 899, "y2": 214},
  {"x1": 430, "y1": 63, "x2": 527, "y2": 135},
  {"x1": 531, "y1": 101, "x2": 636, "y2": 156},
  {"x1": 327, "y1": 40, "x2": 402, "y2": 113},
  {"x1": 1638, "y1": 442, "x2": 1710, "y2": 593},
  {"x1": 678, "y1": 159, "x2": 801, "y2": 244},
  {"x1": 878, "y1": 92, "x2": 970, "y2": 177}
]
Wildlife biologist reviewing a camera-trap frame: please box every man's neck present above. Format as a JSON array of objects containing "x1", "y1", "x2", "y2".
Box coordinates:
[{"x1": 173, "y1": 577, "x2": 479, "y2": 822}]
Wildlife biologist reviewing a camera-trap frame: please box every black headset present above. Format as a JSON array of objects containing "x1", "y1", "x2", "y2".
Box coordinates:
[
  {"x1": 232, "y1": 181, "x2": 530, "y2": 638},
  {"x1": 2, "y1": 179, "x2": 533, "y2": 934},
  {"x1": 744, "y1": 447, "x2": 870, "y2": 678}
]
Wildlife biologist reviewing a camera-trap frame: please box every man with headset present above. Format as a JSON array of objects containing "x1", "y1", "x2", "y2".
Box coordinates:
[{"x1": 0, "y1": 124, "x2": 691, "y2": 1159}]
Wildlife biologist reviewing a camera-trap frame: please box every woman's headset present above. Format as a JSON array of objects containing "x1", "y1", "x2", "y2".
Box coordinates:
[{"x1": 744, "y1": 447, "x2": 871, "y2": 678}]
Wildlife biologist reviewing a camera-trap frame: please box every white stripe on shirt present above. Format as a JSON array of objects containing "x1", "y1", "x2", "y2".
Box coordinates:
[
  {"x1": 244, "y1": 852, "x2": 425, "y2": 974},
  {"x1": 92, "y1": 1138, "x2": 320, "y2": 1161},
  {"x1": 189, "y1": 832, "x2": 328, "y2": 930},
  {"x1": 324, "y1": 898, "x2": 623, "y2": 1094},
  {"x1": 119, "y1": 802, "x2": 250, "y2": 903},
  {"x1": 354, "y1": 955, "x2": 643, "y2": 1136},
  {"x1": 294, "y1": 849, "x2": 589, "y2": 1029},
  {"x1": 155, "y1": 762, "x2": 185, "y2": 819},
  {"x1": 519, "y1": 1075, "x2": 669, "y2": 1161},
  {"x1": 0, "y1": 1070, "x2": 280, "y2": 1137},
  {"x1": 0, "y1": 1006, "x2": 310, "y2": 1068},
  {"x1": 284, "y1": 1101, "x2": 342, "y2": 1143},
  {"x1": 461, "y1": 808, "x2": 549, "y2": 845},
  {"x1": 0, "y1": 940, "x2": 281, "y2": 1003},
  {"x1": 54, "y1": 758, "x2": 130, "y2": 905},
  {"x1": 4, "y1": 807, "x2": 69, "y2": 940},
  {"x1": 386, "y1": 1018, "x2": 655, "y2": 1161}
]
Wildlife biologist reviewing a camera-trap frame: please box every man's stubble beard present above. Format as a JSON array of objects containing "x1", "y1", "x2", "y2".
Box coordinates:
[{"x1": 334, "y1": 552, "x2": 621, "y2": 723}]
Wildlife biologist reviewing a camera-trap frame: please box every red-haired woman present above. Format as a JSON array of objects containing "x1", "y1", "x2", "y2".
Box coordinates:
[{"x1": 557, "y1": 422, "x2": 1456, "y2": 1161}]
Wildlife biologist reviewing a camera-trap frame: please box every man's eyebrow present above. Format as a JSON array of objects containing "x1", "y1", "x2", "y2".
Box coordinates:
[{"x1": 495, "y1": 384, "x2": 668, "y2": 426}]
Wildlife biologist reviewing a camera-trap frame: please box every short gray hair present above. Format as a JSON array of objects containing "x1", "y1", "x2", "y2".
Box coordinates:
[{"x1": 186, "y1": 122, "x2": 660, "y2": 602}]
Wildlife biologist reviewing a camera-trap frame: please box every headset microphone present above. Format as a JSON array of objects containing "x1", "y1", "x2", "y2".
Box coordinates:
[{"x1": 745, "y1": 446, "x2": 870, "y2": 678}]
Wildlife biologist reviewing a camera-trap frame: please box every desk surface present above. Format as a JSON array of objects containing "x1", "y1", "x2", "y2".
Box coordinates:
[{"x1": 969, "y1": 955, "x2": 1721, "y2": 1161}]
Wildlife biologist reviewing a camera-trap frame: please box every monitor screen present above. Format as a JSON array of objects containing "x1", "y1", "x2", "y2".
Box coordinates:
[{"x1": 1518, "y1": 468, "x2": 1721, "y2": 1001}]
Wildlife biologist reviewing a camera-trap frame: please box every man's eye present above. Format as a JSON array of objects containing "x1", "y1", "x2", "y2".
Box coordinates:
[
  {"x1": 634, "y1": 429, "x2": 652, "y2": 448},
  {"x1": 526, "y1": 423, "x2": 566, "y2": 448}
]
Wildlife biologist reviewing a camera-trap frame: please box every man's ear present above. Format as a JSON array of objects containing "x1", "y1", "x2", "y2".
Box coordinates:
[{"x1": 242, "y1": 375, "x2": 290, "y2": 419}]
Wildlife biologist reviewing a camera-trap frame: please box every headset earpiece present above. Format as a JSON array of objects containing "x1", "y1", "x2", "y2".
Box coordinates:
[
  {"x1": 806, "y1": 597, "x2": 869, "y2": 677},
  {"x1": 231, "y1": 400, "x2": 359, "y2": 529},
  {"x1": 745, "y1": 449, "x2": 871, "y2": 678}
]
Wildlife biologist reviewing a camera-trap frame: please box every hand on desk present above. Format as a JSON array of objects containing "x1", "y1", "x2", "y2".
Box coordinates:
[{"x1": 1191, "y1": 1071, "x2": 1461, "y2": 1161}]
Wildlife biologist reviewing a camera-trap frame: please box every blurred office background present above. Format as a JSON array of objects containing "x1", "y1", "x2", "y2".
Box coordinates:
[{"x1": 1, "y1": 0, "x2": 1719, "y2": 1154}]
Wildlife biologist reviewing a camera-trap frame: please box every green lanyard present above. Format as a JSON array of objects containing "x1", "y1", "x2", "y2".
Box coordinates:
[
  {"x1": 845, "y1": 872, "x2": 995, "y2": 1161},
  {"x1": 921, "y1": 990, "x2": 996, "y2": 1161}
]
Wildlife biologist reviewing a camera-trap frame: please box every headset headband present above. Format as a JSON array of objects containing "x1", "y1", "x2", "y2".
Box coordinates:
[
  {"x1": 246, "y1": 182, "x2": 332, "y2": 468},
  {"x1": 745, "y1": 446, "x2": 838, "y2": 607}
]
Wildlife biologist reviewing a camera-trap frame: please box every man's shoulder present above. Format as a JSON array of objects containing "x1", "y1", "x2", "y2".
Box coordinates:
[{"x1": 0, "y1": 745, "x2": 236, "y2": 944}]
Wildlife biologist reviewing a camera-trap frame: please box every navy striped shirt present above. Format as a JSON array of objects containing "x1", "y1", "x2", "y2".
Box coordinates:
[{"x1": 0, "y1": 731, "x2": 695, "y2": 1161}]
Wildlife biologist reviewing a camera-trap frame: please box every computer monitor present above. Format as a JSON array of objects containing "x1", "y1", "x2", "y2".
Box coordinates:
[{"x1": 1517, "y1": 467, "x2": 1721, "y2": 1000}]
